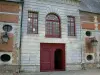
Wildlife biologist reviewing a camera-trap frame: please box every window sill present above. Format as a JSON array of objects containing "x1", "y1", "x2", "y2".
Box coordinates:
[
  {"x1": 27, "y1": 34, "x2": 39, "y2": 37},
  {"x1": 68, "y1": 36, "x2": 77, "y2": 38},
  {"x1": 45, "y1": 35, "x2": 61, "y2": 38}
]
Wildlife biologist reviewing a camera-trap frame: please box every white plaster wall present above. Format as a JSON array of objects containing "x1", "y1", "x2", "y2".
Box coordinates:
[{"x1": 21, "y1": 0, "x2": 81, "y2": 71}]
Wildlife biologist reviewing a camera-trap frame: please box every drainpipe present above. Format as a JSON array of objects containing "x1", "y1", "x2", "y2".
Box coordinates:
[
  {"x1": 19, "y1": 0, "x2": 24, "y2": 72},
  {"x1": 79, "y1": 11, "x2": 83, "y2": 67}
]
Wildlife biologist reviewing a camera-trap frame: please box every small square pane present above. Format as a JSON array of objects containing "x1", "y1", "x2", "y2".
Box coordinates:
[{"x1": 28, "y1": 12, "x2": 33, "y2": 17}]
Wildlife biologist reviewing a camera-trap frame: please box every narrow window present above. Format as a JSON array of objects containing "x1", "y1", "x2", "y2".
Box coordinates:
[
  {"x1": 67, "y1": 16, "x2": 76, "y2": 36},
  {"x1": 45, "y1": 13, "x2": 61, "y2": 38},
  {"x1": 27, "y1": 11, "x2": 38, "y2": 34}
]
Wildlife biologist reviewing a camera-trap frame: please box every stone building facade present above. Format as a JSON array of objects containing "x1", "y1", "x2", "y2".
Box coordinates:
[
  {"x1": 21, "y1": 0, "x2": 81, "y2": 72},
  {"x1": 0, "y1": 0, "x2": 100, "y2": 72}
]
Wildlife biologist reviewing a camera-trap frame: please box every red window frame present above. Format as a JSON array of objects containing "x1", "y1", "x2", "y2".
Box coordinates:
[
  {"x1": 27, "y1": 11, "x2": 38, "y2": 34},
  {"x1": 45, "y1": 13, "x2": 61, "y2": 38},
  {"x1": 67, "y1": 16, "x2": 76, "y2": 36}
]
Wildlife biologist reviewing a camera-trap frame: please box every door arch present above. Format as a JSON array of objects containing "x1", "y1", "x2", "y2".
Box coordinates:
[{"x1": 54, "y1": 49, "x2": 63, "y2": 70}]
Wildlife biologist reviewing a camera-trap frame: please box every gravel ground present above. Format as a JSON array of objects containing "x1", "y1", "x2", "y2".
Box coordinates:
[{"x1": 0, "y1": 69, "x2": 100, "y2": 75}]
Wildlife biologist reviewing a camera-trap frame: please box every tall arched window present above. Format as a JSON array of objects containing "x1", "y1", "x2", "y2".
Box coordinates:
[{"x1": 45, "y1": 13, "x2": 61, "y2": 38}]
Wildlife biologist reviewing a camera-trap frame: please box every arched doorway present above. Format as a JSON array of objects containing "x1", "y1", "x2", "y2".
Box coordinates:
[{"x1": 54, "y1": 49, "x2": 63, "y2": 70}]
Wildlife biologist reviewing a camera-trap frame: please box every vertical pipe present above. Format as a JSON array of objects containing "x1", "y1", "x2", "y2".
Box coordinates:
[{"x1": 19, "y1": 0, "x2": 24, "y2": 72}]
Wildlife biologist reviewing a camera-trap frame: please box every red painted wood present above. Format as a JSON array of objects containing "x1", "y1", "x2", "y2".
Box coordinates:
[
  {"x1": 40, "y1": 44, "x2": 53, "y2": 71},
  {"x1": 40, "y1": 43, "x2": 65, "y2": 72}
]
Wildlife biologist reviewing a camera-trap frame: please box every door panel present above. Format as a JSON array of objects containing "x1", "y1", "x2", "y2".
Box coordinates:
[{"x1": 40, "y1": 48, "x2": 52, "y2": 71}]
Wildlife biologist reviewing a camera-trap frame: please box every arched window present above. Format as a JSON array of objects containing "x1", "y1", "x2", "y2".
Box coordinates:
[{"x1": 45, "y1": 13, "x2": 61, "y2": 38}]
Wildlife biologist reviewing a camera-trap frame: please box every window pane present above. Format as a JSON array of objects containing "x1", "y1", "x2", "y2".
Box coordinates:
[
  {"x1": 46, "y1": 14, "x2": 60, "y2": 37},
  {"x1": 70, "y1": 17, "x2": 74, "y2": 21},
  {"x1": 68, "y1": 26, "x2": 71, "y2": 36},
  {"x1": 27, "y1": 11, "x2": 38, "y2": 34},
  {"x1": 28, "y1": 12, "x2": 33, "y2": 17},
  {"x1": 68, "y1": 17, "x2": 71, "y2": 21},
  {"x1": 67, "y1": 16, "x2": 76, "y2": 36},
  {"x1": 46, "y1": 14, "x2": 59, "y2": 21},
  {"x1": 68, "y1": 22, "x2": 70, "y2": 26},
  {"x1": 71, "y1": 26, "x2": 74, "y2": 34},
  {"x1": 27, "y1": 23, "x2": 33, "y2": 34},
  {"x1": 53, "y1": 22, "x2": 60, "y2": 35},
  {"x1": 71, "y1": 22, "x2": 74, "y2": 26},
  {"x1": 33, "y1": 13, "x2": 38, "y2": 18}
]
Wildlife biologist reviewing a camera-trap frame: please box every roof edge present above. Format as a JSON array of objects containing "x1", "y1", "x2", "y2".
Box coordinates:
[{"x1": 79, "y1": 10, "x2": 100, "y2": 15}]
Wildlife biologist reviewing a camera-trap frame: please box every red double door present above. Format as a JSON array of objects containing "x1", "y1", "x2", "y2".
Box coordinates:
[{"x1": 40, "y1": 43, "x2": 65, "y2": 72}]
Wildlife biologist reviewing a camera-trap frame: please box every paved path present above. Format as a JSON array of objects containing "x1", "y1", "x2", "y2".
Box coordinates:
[
  {"x1": 0, "y1": 69, "x2": 100, "y2": 75},
  {"x1": 21, "y1": 69, "x2": 100, "y2": 75}
]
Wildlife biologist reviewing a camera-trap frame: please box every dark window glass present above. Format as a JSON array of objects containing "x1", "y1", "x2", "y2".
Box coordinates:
[
  {"x1": 45, "y1": 13, "x2": 61, "y2": 38},
  {"x1": 27, "y1": 11, "x2": 38, "y2": 34},
  {"x1": 67, "y1": 16, "x2": 76, "y2": 36}
]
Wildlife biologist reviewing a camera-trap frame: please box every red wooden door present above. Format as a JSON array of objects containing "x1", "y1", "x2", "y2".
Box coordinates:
[
  {"x1": 40, "y1": 44, "x2": 53, "y2": 71},
  {"x1": 40, "y1": 43, "x2": 65, "y2": 72}
]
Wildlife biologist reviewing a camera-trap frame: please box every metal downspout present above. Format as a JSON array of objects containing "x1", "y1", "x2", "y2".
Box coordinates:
[
  {"x1": 79, "y1": 11, "x2": 84, "y2": 69},
  {"x1": 19, "y1": 0, "x2": 24, "y2": 72}
]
